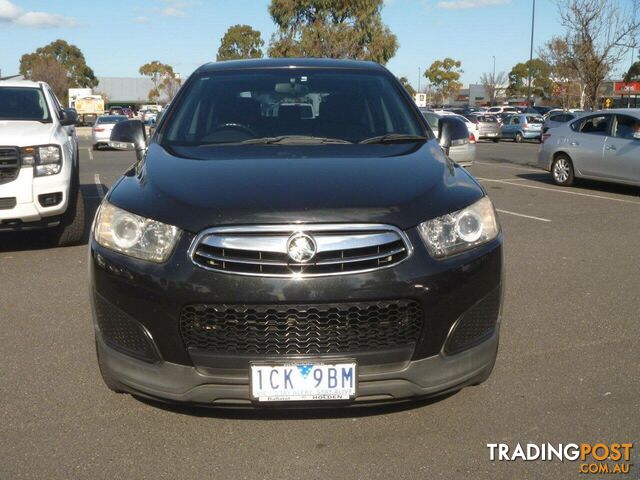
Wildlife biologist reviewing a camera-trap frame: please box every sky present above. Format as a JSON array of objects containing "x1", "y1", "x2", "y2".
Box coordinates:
[{"x1": 0, "y1": 0, "x2": 636, "y2": 87}]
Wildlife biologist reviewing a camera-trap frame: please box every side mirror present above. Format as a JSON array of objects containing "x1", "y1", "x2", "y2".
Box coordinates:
[
  {"x1": 60, "y1": 108, "x2": 78, "y2": 126},
  {"x1": 109, "y1": 120, "x2": 147, "y2": 161},
  {"x1": 438, "y1": 116, "x2": 469, "y2": 155}
]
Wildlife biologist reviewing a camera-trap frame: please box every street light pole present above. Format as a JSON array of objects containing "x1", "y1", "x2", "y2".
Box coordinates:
[
  {"x1": 526, "y1": 0, "x2": 536, "y2": 108},
  {"x1": 418, "y1": 67, "x2": 421, "y2": 92},
  {"x1": 492, "y1": 56, "x2": 496, "y2": 78}
]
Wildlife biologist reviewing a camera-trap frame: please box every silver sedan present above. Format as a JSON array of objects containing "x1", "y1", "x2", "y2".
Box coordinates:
[{"x1": 538, "y1": 109, "x2": 640, "y2": 187}]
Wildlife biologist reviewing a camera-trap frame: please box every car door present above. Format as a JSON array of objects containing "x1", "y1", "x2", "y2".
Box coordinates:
[
  {"x1": 601, "y1": 114, "x2": 640, "y2": 184},
  {"x1": 500, "y1": 116, "x2": 513, "y2": 137},
  {"x1": 567, "y1": 114, "x2": 611, "y2": 177}
]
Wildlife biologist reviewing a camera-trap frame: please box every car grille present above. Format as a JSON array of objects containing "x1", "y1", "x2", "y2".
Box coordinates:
[
  {"x1": 180, "y1": 300, "x2": 423, "y2": 355},
  {"x1": 0, "y1": 147, "x2": 20, "y2": 185},
  {"x1": 190, "y1": 224, "x2": 411, "y2": 277},
  {"x1": 0, "y1": 197, "x2": 16, "y2": 210}
]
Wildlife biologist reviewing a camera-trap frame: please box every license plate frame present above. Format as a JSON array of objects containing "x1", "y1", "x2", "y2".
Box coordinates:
[{"x1": 250, "y1": 360, "x2": 358, "y2": 403}]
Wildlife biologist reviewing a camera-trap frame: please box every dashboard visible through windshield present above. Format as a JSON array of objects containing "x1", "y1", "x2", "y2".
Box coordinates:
[{"x1": 161, "y1": 69, "x2": 427, "y2": 146}]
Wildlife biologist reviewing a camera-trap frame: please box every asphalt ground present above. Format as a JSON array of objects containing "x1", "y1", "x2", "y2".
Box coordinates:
[{"x1": 1, "y1": 136, "x2": 639, "y2": 479}]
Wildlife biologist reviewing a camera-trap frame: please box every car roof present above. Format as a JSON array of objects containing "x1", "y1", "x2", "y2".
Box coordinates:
[
  {"x1": 196, "y1": 58, "x2": 385, "y2": 73},
  {"x1": 0, "y1": 79, "x2": 43, "y2": 88}
]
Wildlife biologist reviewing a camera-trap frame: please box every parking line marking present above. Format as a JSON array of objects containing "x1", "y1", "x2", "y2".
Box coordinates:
[
  {"x1": 496, "y1": 209, "x2": 551, "y2": 222},
  {"x1": 476, "y1": 177, "x2": 640, "y2": 205},
  {"x1": 87, "y1": 148, "x2": 93, "y2": 161},
  {"x1": 94, "y1": 174, "x2": 106, "y2": 200},
  {"x1": 474, "y1": 161, "x2": 540, "y2": 172}
]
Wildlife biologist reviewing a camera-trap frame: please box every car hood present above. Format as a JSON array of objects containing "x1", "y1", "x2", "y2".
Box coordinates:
[
  {"x1": 0, "y1": 121, "x2": 54, "y2": 147},
  {"x1": 108, "y1": 141, "x2": 484, "y2": 233}
]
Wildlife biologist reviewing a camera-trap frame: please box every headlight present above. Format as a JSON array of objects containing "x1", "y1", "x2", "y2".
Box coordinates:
[
  {"x1": 94, "y1": 201, "x2": 181, "y2": 263},
  {"x1": 20, "y1": 145, "x2": 62, "y2": 176},
  {"x1": 417, "y1": 196, "x2": 500, "y2": 258}
]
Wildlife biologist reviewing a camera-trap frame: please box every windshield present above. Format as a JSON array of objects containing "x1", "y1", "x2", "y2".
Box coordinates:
[
  {"x1": 526, "y1": 116, "x2": 543, "y2": 123},
  {"x1": 0, "y1": 87, "x2": 51, "y2": 122},
  {"x1": 163, "y1": 69, "x2": 426, "y2": 146}
]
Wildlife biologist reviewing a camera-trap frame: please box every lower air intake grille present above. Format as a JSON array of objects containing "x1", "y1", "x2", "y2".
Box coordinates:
[
  {"x1": 0, "y1": 147, "x2": 20, "y2": 185},
  {"x1": 180, "y1": 300, "x2": 423, "y2": 355},
  {"x1": 0, "y1": 197, "x2": 16, "y2": 210},
  {"x1": 445, "y1": 288, "x2": 501, "y2": 355},
  {"x1": 94, "y1": 294, "x2": 158, "y2": 362}
]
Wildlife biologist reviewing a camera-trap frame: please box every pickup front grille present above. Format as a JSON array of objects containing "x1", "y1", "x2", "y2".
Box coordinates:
[
  {"x1": 0, "y1": 147, "x2": 20, "y2": 185},
  {"x1": 190, "y1": 224, "x2": 411, "y2": 277},
  {"x1": 180, "y1": 300, "x2": 423, "y2": 355}
]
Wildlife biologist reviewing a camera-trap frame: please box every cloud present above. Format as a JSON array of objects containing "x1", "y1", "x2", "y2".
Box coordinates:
[
  {"x1": 133, "y1": 15, "x2": 149, "y2": 24},
  {"x1": 436, "y1": 0, "x2": 510, "y2": 9},
  {"x1": 161, "y1": 6, "x2": 185, "y2": 17},
  {"x1": 0, "y1": 0, "x2": 77, "y2": 27}
]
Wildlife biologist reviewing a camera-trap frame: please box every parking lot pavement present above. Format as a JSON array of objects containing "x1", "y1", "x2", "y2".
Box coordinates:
[{"x1": 1, "y1": 140, "x2": 639, "y2": 480}]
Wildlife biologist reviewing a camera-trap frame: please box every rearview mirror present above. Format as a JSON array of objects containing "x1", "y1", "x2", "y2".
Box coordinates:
[
  {"x1": 109, "y1": 120, "x2": 147, "y2": 161},
  {"x1": 60, "y1": 108, "x2": 78, "y2": 126},
  {"x1": 438, "y1": 116, "x2": 469, "y2": 155}
]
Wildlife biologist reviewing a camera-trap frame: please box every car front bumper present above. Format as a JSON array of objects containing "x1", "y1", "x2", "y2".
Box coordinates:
[{"x1": 90, "y1": 228, "x2": 503, "y2": 406}]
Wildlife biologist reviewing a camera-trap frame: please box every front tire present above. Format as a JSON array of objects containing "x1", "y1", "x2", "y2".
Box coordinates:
[
  {"x1": 551, "y1": 154, "x2": 575, "y2": 186},
  {"x1": 515, "y1": 132, "x2": 523, "y2": 143},
  {"x1": 51, "y1": 174, "x2": 85, "y2": 246}
]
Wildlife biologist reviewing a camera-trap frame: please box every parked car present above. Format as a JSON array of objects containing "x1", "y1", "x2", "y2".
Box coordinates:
[
  {"x1": 421, "y1": 109, "x2": 476, "y2": 166},
  {"x1": 94, "y1": 58, "x2": 504, "y2": 407},
  {"x1": 486, "y1": 106, "x2": 519, "y2": 116},
  {"x1": 108, "y1": 106, "x2": 134, "y2": 118},
  {"x1": 0, "y1": 80, "x2": 84, "y2": 245},
  {"x1": 543, "y1": 111, "x2": 583, "y2": 132},
  {"x1": 532, "y1": 106, "x2": 557, "y2": 116},
  {"x1": 499, "y1": 113, "x2": 544, "y2": 142},
  {"x1": 538, "y1": 109, "x2": 640, "y2": 187},
  {"x1": 91, "y1": 115, "x2": 129, "y2": 150},
  {"x1": 467, "y1": 114, "x2": 501, "y2": 142}
]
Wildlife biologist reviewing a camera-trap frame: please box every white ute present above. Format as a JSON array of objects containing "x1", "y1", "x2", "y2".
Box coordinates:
[{"x1": 0, "y1": 80, "x2": 84, "y2": 245}]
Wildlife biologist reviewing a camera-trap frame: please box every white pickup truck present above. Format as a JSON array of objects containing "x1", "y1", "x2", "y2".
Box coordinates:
[{"x1": 0, "y1": 80, "x2": 84, "y2": 245}]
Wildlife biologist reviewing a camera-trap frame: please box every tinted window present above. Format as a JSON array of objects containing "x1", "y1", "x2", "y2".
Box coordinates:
[
  {"x1": 512, "y1": 117, "x2": 520, "y2": 124},
  {"x1": 164, "y1": 69, "x2": 425, "y2": 145},
  {"x1": 614, "y1": 115, "x2": 640, "y2": 140},
  {"x1": 96, "y1": 115, "x2": 128, "y2": 124},
  {"x1": 0, "y1": 87, "x2": 51, "y2": 122},
  {"x1": 549, "y1": 114, "x2": 564, "y2": 122},
  {"x1": 421, "y1": 112, "x2": 440, "y2": 130},
  {"x1": 477, "y1": 115, "x2": 497, "y2": 123},
  {"x1": 577, "y1": 115, "x2": 611, "y2": 136}
]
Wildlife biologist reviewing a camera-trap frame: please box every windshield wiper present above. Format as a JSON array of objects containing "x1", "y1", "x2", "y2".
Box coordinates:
[
  {"x1": 240, "y1": 135, "x2": 352, "y2": 145},
  {"x1": 359, "y1": 134, "x2": 427, "y2": 144}
]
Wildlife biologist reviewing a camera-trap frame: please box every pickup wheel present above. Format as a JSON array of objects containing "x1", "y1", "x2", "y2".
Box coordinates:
[{"x1": 51, "y1": 171, "x2": 85, "y2": 246}]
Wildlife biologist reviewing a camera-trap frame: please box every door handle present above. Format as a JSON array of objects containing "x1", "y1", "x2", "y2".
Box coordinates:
[
  {"x1": 605, "y1": 145, "x2": 616, "y2": 151},
  {"x1": 570, "y1": 141, "x2": 579, "y2": 146}
]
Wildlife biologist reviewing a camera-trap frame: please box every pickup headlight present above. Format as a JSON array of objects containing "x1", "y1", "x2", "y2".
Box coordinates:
[
  {"x1": 417, "y1": 196, "x2": 500, "y2": 258},
  {"x1": 20, "y1": 145, "x2": 62, "y2": 176},
  {"x1": 94, "y1": 201, "x2": 181, "y2": 263}
]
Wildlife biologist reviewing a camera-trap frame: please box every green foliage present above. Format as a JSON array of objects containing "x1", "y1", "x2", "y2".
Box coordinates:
[
  {"x1": 624, "y1": 61, "x2": 640, "y2": 82},
  {"x1": 506, "y1": 59, "x2": 552, "y2": 99},
  {"x1": 138, "y1": 61, "x2": 181, "y2": 102},
  {"x1": 217, "y1": 24, "x2": 264, "y2": 61},
  {"x1": 267, "y1": 0, "x2": 398, "y2": 65},
  {"x1": 398, "y1": 76, "x2": 416, "y2": 96},
  {"x1": 424, "y1": 58, "x2": 463, "y2": 103},
  {"x1": 19, "y1": 39, "x2": 98, "y2": 88}
]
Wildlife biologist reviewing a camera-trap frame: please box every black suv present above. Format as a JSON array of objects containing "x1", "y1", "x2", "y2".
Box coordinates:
[{"x1": 91, "y1": 58, "x2": 503, "y2": 407}]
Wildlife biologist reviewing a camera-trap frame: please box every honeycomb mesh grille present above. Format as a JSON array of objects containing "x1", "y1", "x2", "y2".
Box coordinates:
[
  {"x1": 94, "y1": 295, "x2": 157, "y2": 361},
  {"x1": 445, "y1": 288, "x2": 501, "y2": 355},
  {"x1": 180, "y1": 300, "x2": 423, "y2": 355}
]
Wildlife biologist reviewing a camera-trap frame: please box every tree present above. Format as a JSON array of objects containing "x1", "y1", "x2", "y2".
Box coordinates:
[
  {"x1": 217, "y1": 24, "x2": 264, "y2": 61},
  {"x1": 506, "y1": 59, "x2": 552, "y2": 99},
  {"x1": 539, "y1": 36, "x2": 585, "y2": 108},
  {"x1": 268, "y1": 0, "x2": 398, "y2": 65},
  {"x1": 139, "y1": 61, "x2": 181, "y2": 103},
  {"x1": 555, "y1": 0, "x2": 640, "y2": 109},
  {"x1": 424, "y1": 58, "x2": 463, "y2": 105},
  {"x1": 27, "y1": 57, "x2": 70, "y2": 104},
  {"x1": 398, "y1": 76, "x2": 416, "y2": 97},
  {"x1": 479, "y1": 71, "x2": 507, "y2": 106},
  {"x1": 624, "y1": 51, "x2": 640, "y2": 82},
  {"x1": 19, "y1": 39, "x2": 98, "y2": 89}
]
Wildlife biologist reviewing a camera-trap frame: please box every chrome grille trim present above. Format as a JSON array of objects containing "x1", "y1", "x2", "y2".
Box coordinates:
[{"x1": 188, "y1": 224, "x2": 413, "y2": 277}]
